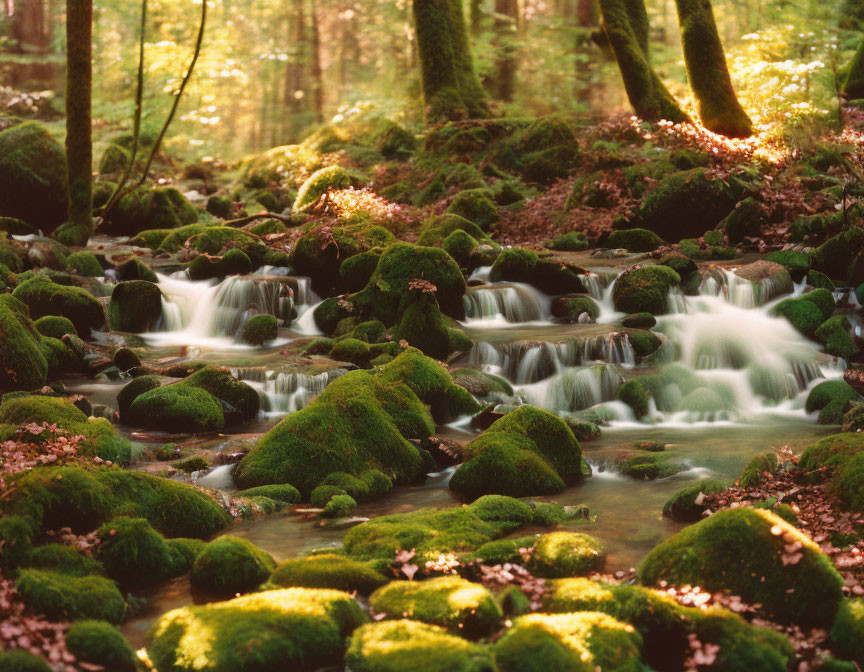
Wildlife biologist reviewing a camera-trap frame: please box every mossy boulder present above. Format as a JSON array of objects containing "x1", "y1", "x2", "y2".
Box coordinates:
[
  {"x1": 67, "y1": 251, "x2": 103, "y2": 277},
  {"x1": 635, "y1": 168, "x2": 740, "y2": 241},
  {"x1": 627, "y1": 329, "x2": 662, "y2": 358},
  {"x1": 489, "y1": 247, "x2": 537, "y2": 283},
  {"x1": 12, "y1": 276, "x2": 104, "y2": 337},
  {"x1": 346, "y1": 619, "x2": 496, "y2": 672},
  {"x1": 294, "y1": 165, "x2": 365, "y2": 211},
  {"x1": 369, "y1": 576, "x2": 503, "y2": 638},
  {"x1": 340, "y1": 249, "x2": 384, "y2": 292},
  {"x1": 416, "y1": 213, "x2": 490, "y2": 248},
  {"x1": 0, "y1": 650, "x2": 54, "y2": 672},
  {"x1": 191, "y1": 535, "x2": 276, "y2": 597},
  {"x1": 15, "y1": 569, "x2": 125, "y2": 624},
  {"x1": 494, "y1": 612, "x2": 647, "y2": 672},
  {"x1": 530, "y1": 531, "x2": 606, "y2": 578},
  {"x1": 450, "y1": 405, "x2": 586, "y2": 498},
  {"x1": 662, "y1": 478, "x2": 728, "y2": 521},
  {"x1": 721, "y1": 196, "x2": 765, "y2": 245},
  {"x1": 442, "y1": 229, "x2": 480, "y2": 267},
  {"x1": 112, "y1": 346, "x2": 141, "y2": 372},
  {"x1": 115, "y1": 257, "x2": 158, "y2": 283},
  {"x1": 638, "y1": 507, "x2": 844, "y2": 626},
  {"x1": 606, "y1": 228, "x2": 664, "y2": 252},
  {"x1": 616, "y1": 452, "x2": 684, "y2": 480},
  {"x1": 392, "y1": 290, "x2": 464, "y2": 360},
  {"x1": 812, "y1": 226, "x2": 864, "y2": 283},
  {"x1": 799, "y1": 433, "x2": 864, "y2": 512},
  {"x1": 147, "y1": 588, "x2": 367, "y2": 672},
  {"x1": 830, "y1": 598, "x2": 864, "y2": 666},
  {"x1": 235, "y1": 349, "x2": 477, "y2": 494},
  {"x1": 815, "y1": 315, "x2": 856, "y2": 360},
  {"x1": 806, "y1": 380, "x2": 861, "y2": 424},
  {"x1": 0, "y1": 295, "x2": 50, "y2": 390},
  {"x1": 770, "y1": 296, "x2": 825, "y2": 336},
  {"x1": 292, "y1": 224, "x2": 391, "y2": 291},
  {"x1": 66, "y1": 620, "x2": 137, "y2": 672},
  {"x1": 241, "y1": 314, "x2": 278, "y2": 345},
  {"x1": 546, "y1": 231, "x2": 589, "y2": 251},
  {"x1": 446, "y1": 188, "x2": 500, "y2": 230},
  {"x1": 612, "y1": 265, "x2": 680, "y2": 315},
  {"x1": 324, "y1": 493, "x2": 358, "y2": 518},
  {"x1": 104, "y1": 186, "x2": 199, "y2": 236},
  {"x1": 551, "y1": 296, "x2": 599, "y2": 323},
  {"x1": 0, "y1": 121, "x2": 68, "y2": 231},
  {"x1": 270, "y1": 553, "x2": 387, "y2": 595}
]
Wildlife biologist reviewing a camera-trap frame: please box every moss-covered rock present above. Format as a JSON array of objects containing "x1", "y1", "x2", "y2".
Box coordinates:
[
  {"x1": 0, "y1": 650, "x2": 53, "y2": 672},
  {"x1": 346, "y1": 619, "x2": 496, "y2": 672},
  {"x1": 489, "y1": 247, "x2": 538, "y2": 283},
  {"x1": 0, "y1": 295, "x2": 49, "y2": 390},
  {"x1": 612, "y1": 265, "x2": 680, "y2": 315},
  {"x1": 235, "y1": 349, "x2": 476, "y2": 494},
  {"x1": 606, "y1": 228, "x2": 664, "y2": 252},
  {"x1": 638, "y1": 507, "x2": 844, "y2": 626},
  {"x1": 5, "y1": 464, "x2": 230, "y2": 538},
  {"x1": 550, "y1": 296, "x2": 600, "y2": 323},
  {"x1": 627, "y1": 329, "x2": 662, "y2": 358},
  {"x1": 0, "y1": 121, "x2": 68, "y2": 231},
  {"x1": 130, "y1": 384, "x2": 224, "y2": 433},
  {"x1": 206, "y1": 194, "x2": 233, "y2": 219},
  {"x1": 15, "y1": 569, "x2": 125, "y2": 623},
  {"x1": 494, "y1": 612, "x2": 647, "y2": 672},
  {"x1": 815, "y1": 315, "x2": 856, "y2": 360},
  {"x1": 771, "y1": 296, "x2": 825, "y2": 337},
  {"x1": 721, "y1": 196, "x2": 765, "y2": 245},
  {"x1": 546, "y1": 231, "x2": 589, "y2": 251},
  {"x1": 446, "y1": 188, "x2": 500, "y2": 230},
  {"x1": 830, "y1": 598, "x2": 864, "y2": 666},
  {"x1": 65, "y1": 620, "x2": 137, "y2": 672},
  {"x1": 738, "y1": 451, "x2": 779, "y2": 489},
  {"x1": 340, "y1": 248, "x2": 384, "y2": 292},
  {"x1": 323, "y1": 493, "x2": 358, "y2": 518},
  {"x1": 241, "y1": 314, "x2": 277, "y2": 345},
  {"x1": 115, "y1": 257, "x2": 158, "y2": 283},
  {"x1": 812, "y1": 226, "x2": 864, "y2": 283},
  {"x1": 635, "y1": 168, "x2": 740, "y2": 241},
  {"x1": 104, "y1": 186, "x2": 199, "y2": 236},
  {"x1": 12, "y1": 276, "x2": 104, "y2": 337},
  {"x1": 530, "y1": 531, "x2": 605, "y2": 578},
  {"x1": 662, "y1": 478, "x2": 728, "y2": 521},
  {"x1": 451, "y1": 369, "x2": 514, "y2": 398},
  {"x1": 369, "y1": 576, "x2": 502, "y2": 638},
  {"x1": 615, "y1": 452, "x2": 684, "y2": 480},
  {"x1": 416, "y1": 213, "x2": 491, "y2": 248},
  {"x1": 617, "y1": 379, "x2": 650, "y2": 418},
  {"x1": 450, "y1": 405, "x2": 585, "y2": 498},
  {"x1": 392, "y1": 290, "x2": 460, "y2": 360},
  {"x1": 112, "y1": 346, "x2": 141, "y2": 372},
  {"x1": 97, "y1": 517, "x2": 197, "y2": 585},
  {"x1": 292, "y1": 224, "x2": 392, "y2": 291},
  {"x1": 147, "y1": 588, "x2": 367, "y2": 672},
  {"x1": 67, "y1": 251, "x2": 103, "y2": 277},
  {"x1": 294, "y1": 165, "x2": 365, "y2": 210},
  {"x1": 191, "y1": 535, "x2": 276, "y2": 597},
  {"x1": 108, "y1": 280, "x2": 162, "y2": 333},
  {"x1": 270, "y1": 553, "x2": 387, "y2": 595},
  {"x1": 806, "y1": 380, "x2": 861, "y2": 424}
]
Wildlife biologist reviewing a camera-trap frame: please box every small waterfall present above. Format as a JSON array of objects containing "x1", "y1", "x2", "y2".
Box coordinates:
[
  {"x1": 196, "y1": 464, "x2": 235, "y2": 491},
  {"x1": 232, "y1": 367, "x2": 344, "y2": 416},
  {"x1": 154, "y1": 273, "x2": 294, "y2": 342},
  {"x1": 699, "y1": 268, "x2": 792, "y2": 308},
  {"x1": 521, "y1": 364, "x2": 624, "y2": 412},
  {"x1": 463, "y1": 283, "x2": 548, "y2": 324},
  {"x1": 469, "y1": 332, "x2": 636, "y2": 384},
  {"x1": 578, "y1": 271, "x2": 623, "y2": 322}
]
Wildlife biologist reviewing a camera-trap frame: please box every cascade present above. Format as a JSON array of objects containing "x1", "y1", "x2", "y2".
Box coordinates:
[
  {"x1": 232, "y1": 367, "x2": 344, "y2": 416},
  {"x1": 462, "y1": 283, "x2": 548, "y2": 324}
]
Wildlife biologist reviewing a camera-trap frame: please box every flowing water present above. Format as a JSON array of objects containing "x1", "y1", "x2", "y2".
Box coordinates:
[{"x1": 111, "y1": 251, "x2": 845, "y2": 645}]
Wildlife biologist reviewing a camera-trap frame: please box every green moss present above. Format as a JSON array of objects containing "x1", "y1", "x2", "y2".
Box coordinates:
[
  {"x1": 612, "y1": 265, "x2": 680, "y2": 315},
  {"x1": 117, "y1": 374, "x2": 161, "y2": 423},
  {"x1": 370, "y1": 576, "x2": 502, "y2": 638},
  {"x1": 739, "y1": 451, "x2": 779, "y2": 489},
  {"x1": 552, "y1": 296, "x2": 600, "y2": 323},
  {"x1": 147, "y1": 587, "x2": 367, "y2": 672},
  {"x1": 468, "y1": 494, "x2": 534, "y2": 531},
  {"x1": 815, "y1": 315, "x2": 855, "y2": 359},
  {"x1": 15, "y1": 569, "x2": 125, "y2": 623},
  {"x1": 529, "y1": 531, "x2": 605, "y2": 578},
  {"x1": 451, "y1": 369, "x2": 514, "y2": 398},
  {"x1": 67, "y1": 251, "x2": 103, "y2": 277},
  {"x1": 800, "y1": 288, "x2": 836, "y2": 320},
  {"x1": 446, "y1": 189, "x2": 500, "y2": 230},
  {"x1": 416, "y1": 213, "x2": 490, "y2": 248},
  {"x1": 322, "y1": 493, "x2": 357, "y2": 518},
  {"x1": 635, "y1": 168, "x2": 739, "y2": 241},
  {"x1": 616, "y1": 452, "x2": 684, "y2": 480},
  {"x1": 34, "y1": 315, "x2": 77, "y2": 340},
  {"x1": 805, "y1": 380, "x2": 861, "y2": 424},
  {"x1": 450, "y1": 405, "x2": 584, "y2": 498},
  {"x1": 106, "y1": 280, "x2": 162, "y2": 333},
  {"x1": 0, "y1": 515, "x2": 33, "y2": 570},
  {"x1": 722, "y1": 197, "x2": 765, "y2": 245},
  {"x1": 113, "y1": 346, "x2": 141, "y2": 372},
  {"x1": 238, "y1": 484, "x2": 300, "y2": 504},
  {"x1": 12, "y1": 276, "x2": 104, "y2": 337},
  {"x1": 294, "y1": 165, "x2": 365, "y2": 211},
  {"x1": 190, "y1": 535, "x2": 275, "y2": 597},
  {"x1": 114, "y1": 257, "x2": 158, "y2": 284},
  {"x1": 617, "y1": 379, "x2": 649, "y2": 418},
  {"x1": 830, "y1": 598, "x2": 864, "y2": 665},
  {"x1": 130, "y1": 385, "x2": 224, "y2": 433},
  {"x1": 489, "y1": 247, "x2": 538, "y2": 282},
  {"x1": 5, "y1": 465, "x2": 230, "y2": 538},
  {"x1": 392, "y1": 291, "x2": 455, "y2": 360},
  {"x1": 638, "y1": 507, "x2": 844, "y2": 626},
  {"x1": 494, "y1": 612, "x2": 647, "y2": 672},
  {"x1": 662, "y1": 478, "x2": 728, "y2": 521},
  {"x1": 174, "y1": 456, "x2": 209, "y2": 474},
  {"x1": 330, "y1": 337, "x2": 372, "y2": 363},
  {"x1": 0, "y1": 295, "x2": 49, "y2": 390},
  {"x1": 104, "y1": 186, "x2": 199, "y2": 236},
  {"x1": 0, "y1": 650, "x2": 53, "y2": 672},
  {"x1": 26, "y1": 543, "x2": 103, "y2": 577},
  {"x1": 206, "y1": 194, "x2": 233, "y2": 218},
  {"x1": 473, "y1": 536, "x2": 537, "y2": 564},
  {"x1": 0, "y1": 121, "x2": 68, "y2": 231},
  {"x1": 241, "y1": 314, "x2": 277, "y2": 346},
  {"x1": 762, "y1": 249, "x2": 811, "y2": 272},
  {"x1": 547, "y1": 231, "x2": 589, "y2": 251},
  {"x1": 270, "y1": 554, "x2": 387, "y2": 595},
  {"x1": 626, "y1": 329, "x2": 662, "y2": 358},
  {"x1": 771, "y1": 297, "x2": 825, "y2": 337},
  {"x1": 340, "y1": 249, "x2": 383, "y2": 292},
  {"x1": 441, "y1": 229, "x2": 480, "y2": 267},
  {"x1": 812, "y1": 226, "x2": 864, "y2": 282},
  {"x1": 678, "y1": 237, "x2": 737, "y2": 261},
  {"x1": 128, "y1": 228, "x2": 172, "y2": 249},
  {"x1": 65, "y1": 620, "x2": 136, "y2": 672},
  {"x1": 606, "y1": 228, "x2": 664, "y2": 252}
]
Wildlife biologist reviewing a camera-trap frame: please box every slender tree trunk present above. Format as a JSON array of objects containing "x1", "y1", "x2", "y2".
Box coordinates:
[
  {"x1": 310, "y1": 0, "x2": 324, "y2": 123},
  {"x1": 413, "y1": 0, "x2": 489, "y2": 122},
  {"x1": 674, "y1": 0, "x2": 752, "y2": 137},
  {"x1": 65, "y1": 0, "x2": 92, "y2": 239},
  {"x1": 493, "y1": 0, "x2": 519, "y2": 101},
  {"x1": 598, "y1": 0, "x2": 688, "y2": 123},
  {"x1": 470, "y1": 0, "x2": 483, "y2": 34}
]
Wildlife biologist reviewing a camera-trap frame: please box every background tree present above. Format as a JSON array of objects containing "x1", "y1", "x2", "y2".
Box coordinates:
[
  {"x1": 412, "y1": 0, "x2": 489, "y2": 122},
  {"x1": 62, "y1": 0, "x2": 92, "y2": 244},
  {"x1": 675, "y1": 0, "x2": 753, "y2": 137},
  {"x1": 492, "y1": 0, "x2": 519, "y2": 102},
  {"x1": 599, "y1": 0, "x2": 689, "y2": 123}
]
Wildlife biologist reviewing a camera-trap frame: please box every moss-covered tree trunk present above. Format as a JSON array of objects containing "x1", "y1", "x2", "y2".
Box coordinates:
[
  {"x1": 413, "y1": 0, "x2": 489, "y2": 123},
  {"x1": 493, "y1": 0, "x2": 519, "y2": 101},
  {"x1": 844, "y1": 37, "x2": 864, "y2": 100},
  {"x1": 65, "y1": 0, "x2": 93, "y2": 240},
  {"x1": 598, "y1": 0, "x2": 688, "y2": 123},
  {"x1": 674, "y1": 0, "x2": 752, "y2": 137}
]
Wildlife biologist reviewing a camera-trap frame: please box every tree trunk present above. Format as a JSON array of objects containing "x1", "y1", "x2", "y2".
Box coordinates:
[
  {"x1": 10, "y1": 0, "x2": 50, "y2": 52},
  {"x1": 412, "y1": 0, "x2": 489, "y2": 123},
  {"x1": 310, "y1": 0, "x2": 324, "y2": 123},
  {"x1": 493, "y1": 0, "x2": 519, "y2": 101},
  {"x1": 674, "y1": 0, "x2": 752, "y2": 137},
  {"x1": 844, "y1": 37, "x2": 864, "y2": 100},
  {"x1": 65, "y1": 0, "x2": 92, "y2": 239},
  {"x1": 598, "y1": 0, "x2": 688, "y2": 123},
  {"x1": 470, "y1": 0, "x2": 483, "y2": 34}
]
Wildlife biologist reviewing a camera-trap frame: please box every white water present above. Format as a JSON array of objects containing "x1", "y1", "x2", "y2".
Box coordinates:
[
  {"x1": 462, "y1": 282, "x2": 550, "y2": 326},
  {"x1": 232, "y1": 367, "x2": 343, "y2": 417}
]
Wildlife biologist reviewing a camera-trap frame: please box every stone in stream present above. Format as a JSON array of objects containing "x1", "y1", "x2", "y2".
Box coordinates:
[
  {"x1": 611, "y1": 265, "x2": 681, "y2": 315},
  {"x1": 12, "y1": 275, "x2": 105, "y2": 337}
]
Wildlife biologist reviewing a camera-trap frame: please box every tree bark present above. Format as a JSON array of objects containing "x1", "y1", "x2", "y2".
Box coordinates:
[
  {"x1": 845, "y1": 37, "x2": 864, "y2": 100},
  {"x1": 493, "y1": 0, "x2": 519, "y2": 101},
  {"x1": 310, "y1": 0, "x2": 324, "y2": 123},
  {"x1": 412, "y1": 0, "x2": 489, "y2": 122},
  {"x1": 674, "y1": 0, "x2": 752, "y2": 137},
  {"x1": 598, "y1": 0, "x2": 688, "y2": 123},
  {"x1": 65, "y1": 0, "x2": 92, "y2": 237},
  {"x1": 10, "y1": 0, "x2": 50, "y2": 52}
]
